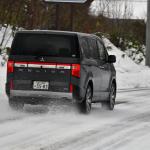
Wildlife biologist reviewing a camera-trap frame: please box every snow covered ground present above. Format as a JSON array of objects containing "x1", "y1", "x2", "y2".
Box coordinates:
[
  {"x1": 1, "y1": 67, "x2": 150, "y2": 150},
  {"x1": 1, "y1": 37, "x2": 150, "y2": 150}
]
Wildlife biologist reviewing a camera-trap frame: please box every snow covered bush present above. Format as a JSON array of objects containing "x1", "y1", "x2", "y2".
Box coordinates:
[
  {"x1": 124, "y1": 41, "x2": 145, "y2": 65},
  {"x1": 96, "y1": 32, "x2": 146, "y2": 65}
]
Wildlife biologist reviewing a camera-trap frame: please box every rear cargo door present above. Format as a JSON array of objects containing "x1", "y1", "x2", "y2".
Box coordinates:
[{"x1": 10, "y1": 32, "x2": 80, "y2": 93}]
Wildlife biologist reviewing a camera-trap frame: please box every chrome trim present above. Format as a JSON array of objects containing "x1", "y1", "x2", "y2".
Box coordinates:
[
  {"x1": 28, "y1": 64, "x2": 41, "y2": 68},
  {"x1": 57, "y1": 65, "x2": 71, "y2": 69},
  {"x1": 15, "y1": 63, "x2": 27, "y2": 68},
  {"x1": 42, "y1": 64, "x2": 56, "y2": 69}
]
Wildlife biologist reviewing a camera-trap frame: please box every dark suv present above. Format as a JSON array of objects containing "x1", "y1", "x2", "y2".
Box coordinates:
[{"x1": 6, "y1": 30, "x2": 116, "y2": 113}]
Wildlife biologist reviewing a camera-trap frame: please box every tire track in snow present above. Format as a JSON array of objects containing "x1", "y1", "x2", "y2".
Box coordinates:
[
  {"x1": 40, "y1": 92, "x2": 150, "y2": 150},
  {"x1": 43, "y1": 111, "x2": 150, "y2": 150}
]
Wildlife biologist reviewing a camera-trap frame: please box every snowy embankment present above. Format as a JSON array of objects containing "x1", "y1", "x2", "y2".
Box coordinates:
[
  {"x1": 0, "y1": 25, "x2": 149, "y2": 89},
  {"x1": 103, "y1": 38, "x2": 150, "y2": 89},
  {"x1": 0, "y1": 57, "x2": 6, "y2": 93},
  {"x1": 1, "y1": 37, "x2": 150, "y2": 91}
]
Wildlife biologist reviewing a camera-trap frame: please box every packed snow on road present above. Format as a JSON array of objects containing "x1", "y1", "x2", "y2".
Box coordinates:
[{"x1": 1, "y1": 38, "x2": 150, "y2": 150}]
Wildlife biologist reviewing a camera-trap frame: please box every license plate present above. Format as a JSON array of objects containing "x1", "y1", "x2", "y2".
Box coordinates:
[{"x1": 33, "y1": 81, "x2": 49, "y2": 90}]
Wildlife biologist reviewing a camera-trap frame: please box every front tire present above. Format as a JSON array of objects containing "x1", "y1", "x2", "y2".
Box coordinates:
[
  {"x1": 9, "y1": 97, "x2": 24, "y2": 110},
  {"x1": 102, "y1": 83, "x2": 116, "y2": 110},
  {"x1": 78, "y1": 85, "x2": 93, "y2": 114}
]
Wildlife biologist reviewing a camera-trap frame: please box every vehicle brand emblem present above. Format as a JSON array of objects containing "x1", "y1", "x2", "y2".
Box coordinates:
[{"x1": 40, "y1": 57, "x2": 45, "y2": 62}]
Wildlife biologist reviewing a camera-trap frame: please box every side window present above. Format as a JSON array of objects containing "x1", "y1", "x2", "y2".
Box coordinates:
[
  {"x1": 87, "y1": 38, "x2": 99, "y2": 60},
  {"x1": 97, "y1": 40, "x2": 106, "y2": 61},
  {"x1": 80, "y1": 37, "x2": 90, "y2": 58}
]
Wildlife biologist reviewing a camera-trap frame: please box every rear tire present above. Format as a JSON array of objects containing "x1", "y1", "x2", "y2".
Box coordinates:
[
  {"x1": 102, "y1": 83, "x2": 116, "y2": 110},
  {"x1": 9, "y1": 97, "x2": 24, "y2": 110},
  {"x1": 77, "y1": 85, "x2": 92, "y2": 114}
]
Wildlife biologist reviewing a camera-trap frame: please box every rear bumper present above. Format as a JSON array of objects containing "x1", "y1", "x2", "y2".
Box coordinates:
[{"x1": 10, "y1": 90, "x2": 72, "y2": 99}]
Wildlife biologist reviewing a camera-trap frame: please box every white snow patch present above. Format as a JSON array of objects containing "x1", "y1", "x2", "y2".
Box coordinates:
[
  {"x1": 0, "y1": 26, "x2": 13, "y2": 48},
  {"x1": 103, "y1": 38, "x2": 150, "y2": 89}
]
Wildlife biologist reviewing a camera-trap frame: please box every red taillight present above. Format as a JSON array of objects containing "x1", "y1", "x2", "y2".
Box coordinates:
[
  {"x1": 7, "y1": 60, "x2": 14, "y2": 73},
  {"x1": 72, "y1": 64, "x2": 80, "y2": 78}
]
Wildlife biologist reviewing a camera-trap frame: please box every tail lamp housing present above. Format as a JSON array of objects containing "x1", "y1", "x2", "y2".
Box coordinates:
[
  {"x1": 72, "y1": 64, "x2": 80, "y2": 78},
  {"x1": 7, "y1": 60, "x2": 14, "y2": 73}
]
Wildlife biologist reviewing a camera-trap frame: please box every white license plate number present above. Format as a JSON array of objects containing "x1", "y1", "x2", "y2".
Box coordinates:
[{"x1": 33, "y1": 81, "x2": 49, "y2": 90}]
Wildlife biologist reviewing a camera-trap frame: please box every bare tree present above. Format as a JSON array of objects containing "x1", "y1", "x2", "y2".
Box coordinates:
[
  {"x1": 91, "y1": 0, "x2": 133, "y2": 19},
  {"x1": 90, "y1": 0, "x2": 111, "y2": 16}
]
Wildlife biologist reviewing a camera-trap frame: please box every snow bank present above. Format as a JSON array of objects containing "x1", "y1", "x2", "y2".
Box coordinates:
[
  {"x1": 103, "y1": 38, "x2": 150, "y2": 89},
  {"x1": 0, "y1": 60, "x2": 6, "y2": 93},
  {"x1": 1, "y1": 36, "x2": 150, "y2": 92}
]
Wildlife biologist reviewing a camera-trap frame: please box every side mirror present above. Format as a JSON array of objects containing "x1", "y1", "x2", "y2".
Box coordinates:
[{"x1": 108, "y1": 55, "x2": 116, "y2": 63}]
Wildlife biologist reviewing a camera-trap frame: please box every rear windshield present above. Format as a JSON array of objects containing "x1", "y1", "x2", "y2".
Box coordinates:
[{"x1": 11, "y1": 33, "x2": 79, "y2": 58}]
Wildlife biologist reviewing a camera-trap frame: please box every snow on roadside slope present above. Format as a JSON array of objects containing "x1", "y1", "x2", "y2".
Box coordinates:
[
  {"x1": 103, "y1": 38, "x2": 150, "y2": 89},
  {"x1": 1, "y1": 36, "x2": 150, "y2": 92},
  {"x1": 0, "y1": 59, "x2": 6, "y2": 93}
]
